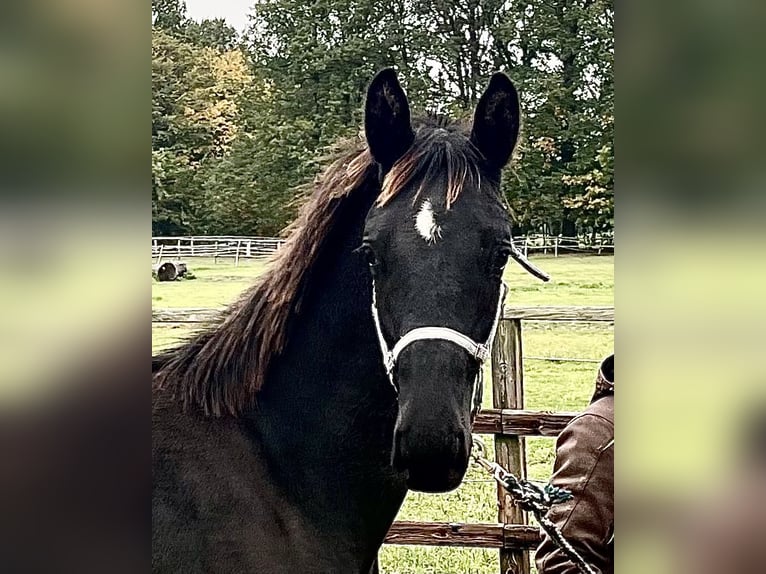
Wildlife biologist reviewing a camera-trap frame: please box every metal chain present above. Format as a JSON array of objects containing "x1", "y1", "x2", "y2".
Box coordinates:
[{"x1": 471, "y1": 437, "x2": 598, "y2": 574}]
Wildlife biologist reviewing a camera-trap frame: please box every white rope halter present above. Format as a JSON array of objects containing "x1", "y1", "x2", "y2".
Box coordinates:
[{"x1": 370, "y1": 281, "x2": 508, "y2": 412}]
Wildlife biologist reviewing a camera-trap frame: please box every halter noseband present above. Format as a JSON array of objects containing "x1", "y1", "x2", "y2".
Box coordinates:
[{"x1": 370, "y1": 281, "x2": 508, "y2": 419}]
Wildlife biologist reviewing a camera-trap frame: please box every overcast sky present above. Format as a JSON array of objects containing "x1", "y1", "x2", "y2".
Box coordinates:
[{"x1": 185, "y1": 0, "x2": 252, "y2": 32}]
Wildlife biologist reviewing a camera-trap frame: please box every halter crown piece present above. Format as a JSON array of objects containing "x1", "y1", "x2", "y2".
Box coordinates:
[{"x1": 370, "y1": 281, "x2": 508, "y2": 419}]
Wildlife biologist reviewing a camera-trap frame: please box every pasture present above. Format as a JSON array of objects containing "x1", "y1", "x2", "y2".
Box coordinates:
[{"x1": 152, "y1": 253, "x2": 613, "y2": 574}]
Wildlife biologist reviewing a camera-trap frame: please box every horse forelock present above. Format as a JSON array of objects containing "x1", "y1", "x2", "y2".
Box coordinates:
[{"x1": 377, "y1": 118, "x2": 482, "y2": 210}]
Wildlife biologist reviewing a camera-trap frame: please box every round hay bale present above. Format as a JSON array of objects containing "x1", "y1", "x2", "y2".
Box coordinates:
[{"x1": 155, "y1": 261, "x2": 187, "y2": 281}]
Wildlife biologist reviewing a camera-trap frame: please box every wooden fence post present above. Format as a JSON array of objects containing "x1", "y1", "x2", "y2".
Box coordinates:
[
  {"x1": 235, "y1": 240, "x2": 241, "y2": 267},
  {"x1": 491, "y1": 319, "x2": 530, "y2": 574}
]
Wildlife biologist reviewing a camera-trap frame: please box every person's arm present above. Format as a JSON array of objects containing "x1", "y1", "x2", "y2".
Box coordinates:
[{"x1": 535, "y1": 412, "x2": 614, "y2": 574}]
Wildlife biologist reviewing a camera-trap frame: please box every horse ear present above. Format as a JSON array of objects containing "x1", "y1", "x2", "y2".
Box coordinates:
[
  {"x1": 365, "y1": 68, "x2": 414, "y2": 169},
  {"x1": 471, "y1": 73, "x2": 521, "y2": 170}
]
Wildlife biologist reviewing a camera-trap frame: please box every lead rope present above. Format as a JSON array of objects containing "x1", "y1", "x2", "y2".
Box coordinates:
[{"x1": 471, "y1": 437, "x2": 598, "y2": 574}]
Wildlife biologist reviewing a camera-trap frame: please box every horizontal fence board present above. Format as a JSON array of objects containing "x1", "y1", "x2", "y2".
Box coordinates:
[
  {"x1": 473, "y1": 409, "x2": 576, "y2": 437},
  {"x1": 502, "y1": 306, "x2": 613, "y2": 322},
  {"x1": 152, "y1": 308, "x2": 222, "y2": 323},
  {"x1": 153, "y1": 306, "x2": 614, "y2": 324},
  {"x1": 152, "y1": 254, "x2": 276, "y2": 259},
  {"x1": 385, "y1": 521, "x2": 541, "y2": 549},
  {"x1": 153, "y1": 236, "x2": 277, "y2": 240}
]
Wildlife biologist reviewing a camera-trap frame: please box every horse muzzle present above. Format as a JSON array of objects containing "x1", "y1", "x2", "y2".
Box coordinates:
[{"x1": 392, "y1": 411, "x2": 471, "y2": 492}]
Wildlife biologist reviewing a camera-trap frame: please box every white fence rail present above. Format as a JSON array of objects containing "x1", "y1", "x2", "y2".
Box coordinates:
[
  {"x1": 152, "y1": 236, "x2": 286, "y2": 265},
  {"x1": 151, "y1": 234, "x2": 613, "y2": 265},
  {"x1": 517, "y1": 233, "x2": 614, "y2": 256}
]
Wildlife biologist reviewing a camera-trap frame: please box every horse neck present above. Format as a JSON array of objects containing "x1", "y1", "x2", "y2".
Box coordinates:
[{"x1": 246, "y1": 176, "x2": 407, "y2": 561}]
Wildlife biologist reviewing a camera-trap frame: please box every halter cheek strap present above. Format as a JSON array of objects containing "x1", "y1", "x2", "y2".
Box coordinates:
[{"x1": 370, "y1": 281, "x2": 508, "y2": 417}]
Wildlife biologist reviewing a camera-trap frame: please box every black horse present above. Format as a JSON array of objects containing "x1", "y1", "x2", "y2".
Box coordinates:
[{"x1": 153, "y1": 69, "x2": 533, "y2": 573}]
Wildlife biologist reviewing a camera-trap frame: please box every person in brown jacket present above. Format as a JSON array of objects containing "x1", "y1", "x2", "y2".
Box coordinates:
[
  {"x1": 535, "y1": 354, "x2": 614, "y2": 574},
  {"x1": 675, "y1": 403, "x2": 766, "y2": 574}
]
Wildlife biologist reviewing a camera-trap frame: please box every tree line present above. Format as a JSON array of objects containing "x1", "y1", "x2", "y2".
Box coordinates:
[{"x1": 152, "y1": 0, "x2": 613, "y2": 238}]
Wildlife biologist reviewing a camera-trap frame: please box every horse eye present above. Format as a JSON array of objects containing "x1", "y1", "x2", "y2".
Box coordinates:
[
  {"x1": 358, "y1": 244, "x2": 379, "y2": 267},
  {"x1": 491, "y1": 246, "x2": 512, "y2": 275}
]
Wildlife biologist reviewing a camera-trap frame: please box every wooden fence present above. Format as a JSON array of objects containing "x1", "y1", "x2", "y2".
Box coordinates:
[
  {"x1": 152, "y1": 236, "x2": 286, "y2": 265},
  {"x1": 152, "y1": 234, "x2": 613, "y2": 265},
  {"x1": 152, "y1": 305, "x2": 614, "y2": 573},
  {"x1": 518, "y1": 233, "x2": 614, "y2": 257}
]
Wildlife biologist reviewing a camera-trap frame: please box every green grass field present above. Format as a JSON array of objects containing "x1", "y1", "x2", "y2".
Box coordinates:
[{"x1": 152, "y1": 254, "x2": 613, "y2": 574}]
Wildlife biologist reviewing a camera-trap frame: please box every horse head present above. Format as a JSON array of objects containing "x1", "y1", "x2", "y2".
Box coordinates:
[{"x1": 361, "y1": 69, "x2": 521, "y2": 492}]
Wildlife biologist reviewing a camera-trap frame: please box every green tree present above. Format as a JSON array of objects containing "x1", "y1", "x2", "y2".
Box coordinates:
[
  {"x1": 185, "y1": 18, "x2": 239, "y2": 51},
  {"x1": 152, "y1": 0, "x2": 188, "y2": 33},
  {"x1": 493, "y1": 0, "x2": 614, "y2": 235}
]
